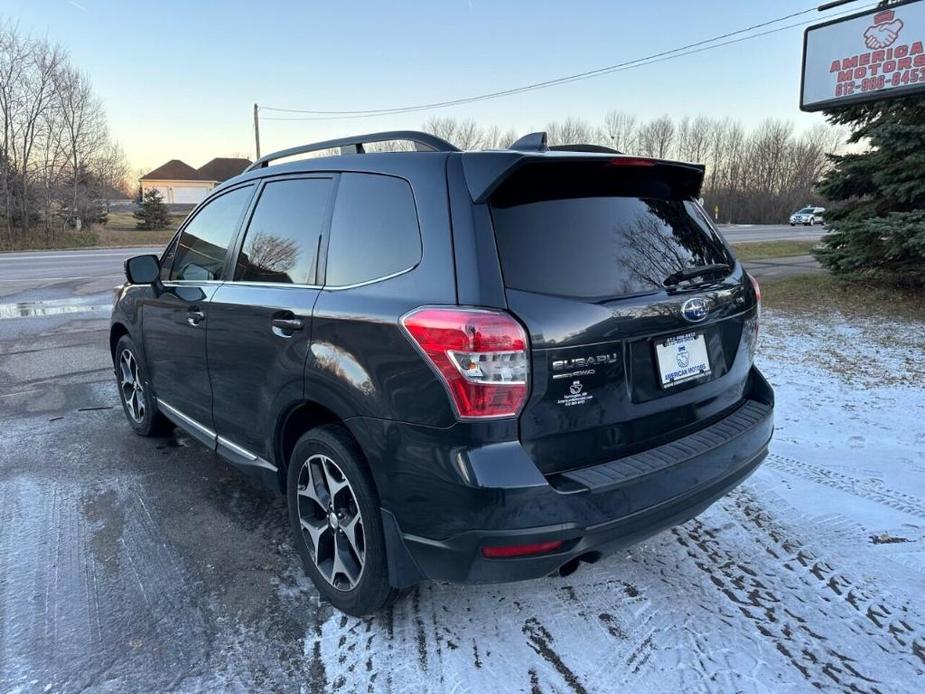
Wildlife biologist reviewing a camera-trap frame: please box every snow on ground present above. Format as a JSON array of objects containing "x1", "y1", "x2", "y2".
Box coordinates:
[{"x1": 305, "y1": 308, "x2": 925, "y2": 693}]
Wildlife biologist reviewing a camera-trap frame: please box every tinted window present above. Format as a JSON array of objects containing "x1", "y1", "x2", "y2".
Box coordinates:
[
  {"x1": 170, "y1": 186, "x2": 253, "y2": 281},
  {"x1": 491, "y1": 195, "x2": 731, "y2": 300},
  {"x1": 235, "y1": 178, "x2": 333, "y2": 284},
  {"x1": 325, "y1": 173, "x2": 421, "y2": 287}
]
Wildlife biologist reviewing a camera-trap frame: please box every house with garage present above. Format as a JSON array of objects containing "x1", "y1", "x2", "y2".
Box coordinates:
[{"x1": 140, "y1": 157, "x2": 252, "y2": 205}]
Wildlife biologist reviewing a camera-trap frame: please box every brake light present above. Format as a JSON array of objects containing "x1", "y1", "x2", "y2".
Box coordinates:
[
  {"x1": 609, "y1": 157, "x2": 656, "y2": 167},
  {"x1": 401, "y1": 307, "x2": 529, "y2": 419},
  {"x1": 482, "y1": 540, "x2": 563, "y2": 558}
]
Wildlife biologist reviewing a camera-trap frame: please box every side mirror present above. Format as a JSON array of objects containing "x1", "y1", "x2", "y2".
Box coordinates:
[{"x1": 125, "y1": 254, "x2": 160, "y2": 285}]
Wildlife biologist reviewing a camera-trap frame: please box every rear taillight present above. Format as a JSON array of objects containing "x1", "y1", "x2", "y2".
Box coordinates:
[
  {"x1": 401, "y1": 307, "x2": 529, "y2": 419},
  {"x1": 746, "y1": 273, "x2": 761, "y2": 362},
  {"x1": 748, "y1": 272, "x2": 761, "y2": 318}
]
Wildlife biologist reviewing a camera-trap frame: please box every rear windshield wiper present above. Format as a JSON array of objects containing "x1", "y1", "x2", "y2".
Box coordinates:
[{"x1": 663, "y1": 263, "x2": 731, "y2": 288}]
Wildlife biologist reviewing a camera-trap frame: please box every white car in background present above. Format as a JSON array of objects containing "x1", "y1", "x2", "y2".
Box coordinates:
[{"x1": 789, "y1": 206, "x2": 825, "y2": 226}]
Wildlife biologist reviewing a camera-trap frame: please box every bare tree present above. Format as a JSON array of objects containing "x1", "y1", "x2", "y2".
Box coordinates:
[
  {"x1": 636, "y1": 115, "x2": 675, "y2": 159},
  {"x1": 546, "y1": 117, "x2": 596, "y2": 146},
  {"x1": 0, "y1": 24, "x2": 129, "y2": 245},
  {"x1": 602, "y1": 110, "x2": 637, "y2": 152}
]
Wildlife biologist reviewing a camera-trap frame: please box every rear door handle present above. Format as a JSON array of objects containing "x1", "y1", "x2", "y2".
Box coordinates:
[
  {"x1": 187, "y1": 309, "x2": 205, "y2": 327},
  {"x1": 271, "y1": 317, "x2": 304, "y2": 337}
]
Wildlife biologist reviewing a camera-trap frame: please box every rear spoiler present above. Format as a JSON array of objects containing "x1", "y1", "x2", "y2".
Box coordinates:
[{"x1": 461, "y1": 151, "x2": 706, "y2": 203}]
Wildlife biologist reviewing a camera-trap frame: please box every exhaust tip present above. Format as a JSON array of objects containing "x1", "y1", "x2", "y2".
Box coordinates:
[{"x1": 558, "y1": 557, "x2": 581, "y2": 577}]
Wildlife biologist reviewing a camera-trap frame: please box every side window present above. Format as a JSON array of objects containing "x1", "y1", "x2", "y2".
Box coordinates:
[
  {"x1": 235, "y1": 177, "x2": 333, "y2": 284},
  {"x1": 170, "y1": 186, "x2": 253, "y2": 281},
  {"x1": 324, "y1": 173, "x2": 421, "y2": 287}
]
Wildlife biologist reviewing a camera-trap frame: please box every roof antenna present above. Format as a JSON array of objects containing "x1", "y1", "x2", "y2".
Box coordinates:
[{"x1": 509, "y1": 131, "x2": 548, "y2": 152}]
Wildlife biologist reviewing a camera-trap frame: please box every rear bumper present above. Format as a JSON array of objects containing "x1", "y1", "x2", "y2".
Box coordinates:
[{"x1": 359, "y1": 367, "x2": 773, "y2": 586}]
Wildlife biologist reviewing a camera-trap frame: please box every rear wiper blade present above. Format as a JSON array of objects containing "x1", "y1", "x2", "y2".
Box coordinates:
[{"x1": 663, "y1": 263, "x2": 731, "y2": 287}]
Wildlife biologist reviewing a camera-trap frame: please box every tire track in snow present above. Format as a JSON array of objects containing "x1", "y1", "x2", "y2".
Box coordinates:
[
  {"x1": 673, "y1": 517, "x2": 889, "y2": 693},
  {"x1": 729, "y1": 488, "x2": 925, "y2": 671},
  {"x1": 765, "y1": 453, "x2": 925, "y2": 519}
]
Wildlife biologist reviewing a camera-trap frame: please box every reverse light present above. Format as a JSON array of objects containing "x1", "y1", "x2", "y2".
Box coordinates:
[
  {"x1": 481, "y1": 540, "x2": 563, "y2": 559},
  {"x1": 401, "y1": 307, "x2": 529, "y2": 419}
]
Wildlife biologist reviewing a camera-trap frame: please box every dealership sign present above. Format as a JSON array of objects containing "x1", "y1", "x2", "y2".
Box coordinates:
[{"x1": 801, "y1": 0, "x2": 925, "y2": 111}]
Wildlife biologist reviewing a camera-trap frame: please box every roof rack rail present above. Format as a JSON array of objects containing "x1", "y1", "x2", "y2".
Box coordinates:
[{"x1": 244, "y1": 130, "x2": 460, "y2": 172}]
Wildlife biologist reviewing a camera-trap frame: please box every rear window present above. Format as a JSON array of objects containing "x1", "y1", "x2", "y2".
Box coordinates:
[{"x1": 490, "y1": 168, "x2": 730, "y2": 300}]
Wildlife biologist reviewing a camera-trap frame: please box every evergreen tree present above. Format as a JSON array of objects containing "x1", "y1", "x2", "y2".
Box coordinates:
[
  {"x1": 815, "y1": 95, "x2": 925, "y2": 286},
  {"x1": 133, "y1": 188, "x2": 171, "y2": 230}
]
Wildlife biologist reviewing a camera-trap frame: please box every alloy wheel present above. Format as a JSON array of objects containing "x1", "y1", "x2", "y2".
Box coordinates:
[
  {"x1": 118, "y1": 349, "x2": 146, "y2": 422},
  {"x1": 296, "y1": 453, "x2": 366, "y2": 591}
]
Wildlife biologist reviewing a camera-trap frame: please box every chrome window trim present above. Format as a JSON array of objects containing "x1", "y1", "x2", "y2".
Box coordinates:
[
  {"x1": 220, "y1": 280, "x2": 322, "y2": 290},
  {"x1": 322, "y1": 264, "x2": 417, "y2": 291},
  {"x1": 160, "y1": 280, "x2": 225, "y2": 288},
  {"x1": 218, "y1": 263, "x2": 416, "y2": 291}
]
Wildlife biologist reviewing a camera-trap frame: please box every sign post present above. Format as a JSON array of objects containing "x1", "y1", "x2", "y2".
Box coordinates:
[{"x1": 801, "y1": 0, "x2": 925, "y2": 111}]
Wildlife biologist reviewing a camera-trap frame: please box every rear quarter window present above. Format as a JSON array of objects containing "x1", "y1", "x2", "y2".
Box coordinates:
[{"x1": 324, "y1": 173, "x2": 421, "y2": 287}]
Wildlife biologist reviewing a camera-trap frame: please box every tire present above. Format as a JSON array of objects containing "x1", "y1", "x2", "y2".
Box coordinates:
[
  {"x1": 287, "y1": 424, "x2": 398, "y2": 616},
  {"x1": 808, "y1": 217, "x2": 815, "y2": 226},
  {"x1": 114, "y1": 335, "x2": 170, "y2": 436},
  {"x1": 789, "y1": 222, "x2": 795, "y2": 226}
]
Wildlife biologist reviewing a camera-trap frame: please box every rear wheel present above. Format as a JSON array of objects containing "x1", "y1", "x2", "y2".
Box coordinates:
[
  {"x1": 114, "y1": 335, "x2": 169, "y2": 436},
  {"x1": 287, "y1": 424, "x2": 397, "y2": 616}
]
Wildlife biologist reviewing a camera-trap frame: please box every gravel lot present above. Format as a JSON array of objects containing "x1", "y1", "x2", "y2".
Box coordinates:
[{"x1": 0, "y1": 283, "x2": 923, "y2": 692}]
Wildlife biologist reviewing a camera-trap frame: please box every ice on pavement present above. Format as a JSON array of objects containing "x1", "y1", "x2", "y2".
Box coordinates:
[{"x1": 308, "y1": 308, "x2": 925, "y2": 693}]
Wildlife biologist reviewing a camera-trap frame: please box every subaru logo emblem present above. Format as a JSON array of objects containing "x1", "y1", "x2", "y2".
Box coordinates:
[{"x1": 681, "y1": 297, "x2": 709, "y2": 323}]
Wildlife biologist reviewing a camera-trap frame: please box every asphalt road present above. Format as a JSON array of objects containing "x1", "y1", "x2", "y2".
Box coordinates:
[
  {"x1": 0, "y1": 247, "x2": 161, "y2": 304},
  {"x1": 717, "y1": 223, "x2": 827, "y2": 243}
]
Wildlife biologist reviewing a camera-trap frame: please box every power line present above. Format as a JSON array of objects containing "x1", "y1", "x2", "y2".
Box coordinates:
[{"x1": 258, "y1": 2, "x2": 868, "y2": 121}]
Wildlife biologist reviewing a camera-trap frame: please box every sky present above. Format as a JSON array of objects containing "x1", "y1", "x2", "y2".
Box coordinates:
[{"x1": 0, "y1": 0, "x2": 869, "y2": 174}]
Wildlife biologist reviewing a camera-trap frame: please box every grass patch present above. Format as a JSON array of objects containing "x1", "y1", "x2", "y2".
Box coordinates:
[
  {"x1": 732, "y1": 239, "x2": 818, "y2": 261},
  {"x1": 93, "y1": 226, "x2": 176, "y2": 247},
  {"x1": 761, "y1": 272, "x2": 925, "y2": 321},
  {"x1": 105, "y1": 211, "x2": 188, "y2": 232},
  {"x1": 0, "y1": 211, "x2": 187, "y2": 251},
  {"x1": 0, "y1": 229, "x2": 101, "y2": 251}
]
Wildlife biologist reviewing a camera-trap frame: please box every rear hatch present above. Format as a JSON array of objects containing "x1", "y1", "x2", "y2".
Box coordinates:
[{"x1": 487, "y1": 157, "x2": 758, "y2": 475}]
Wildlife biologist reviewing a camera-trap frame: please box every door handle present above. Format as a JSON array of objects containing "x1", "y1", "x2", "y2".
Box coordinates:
[
  {"x1": 187, "y1": 309, "x2": 205, "y2": 327},
  {"x1": 271, "y1": 316, "x2": 304, "y2": 337}
]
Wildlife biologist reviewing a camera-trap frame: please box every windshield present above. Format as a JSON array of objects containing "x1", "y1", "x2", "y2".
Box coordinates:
[
  {"x1": 797, "y1": 208, "x2": 814, "y2": 214},
  {"x1": 491, "y1": 195, "x2": 732, "y2": 300}
]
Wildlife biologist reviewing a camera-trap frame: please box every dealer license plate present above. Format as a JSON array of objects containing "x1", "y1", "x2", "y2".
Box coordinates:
[{"x1": 655, "y1": 332, "x2": 711, "y2": 387}]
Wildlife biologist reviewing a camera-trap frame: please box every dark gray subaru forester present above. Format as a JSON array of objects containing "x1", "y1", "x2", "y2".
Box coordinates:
[{"x1": 110, "y1": 131, "x2": 773, "y2": 615}]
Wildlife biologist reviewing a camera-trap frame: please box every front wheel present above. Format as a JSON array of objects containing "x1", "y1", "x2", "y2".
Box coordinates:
[
  {"x1": 114, "y1": 335, "x2": 169, "y2": 436},
  {"x1": 287, "y1": 424, "x2": 398, "y2": 616}
]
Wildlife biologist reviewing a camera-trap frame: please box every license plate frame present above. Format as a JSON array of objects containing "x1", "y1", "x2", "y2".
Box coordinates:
[{"x1": 655, "y1": 331, "x2": 711, "y2": 388}]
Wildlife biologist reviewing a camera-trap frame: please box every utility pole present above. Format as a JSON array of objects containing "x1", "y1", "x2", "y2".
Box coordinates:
[{"x1": 253, "y1": 103, "x2": 261, "y2": 159}]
